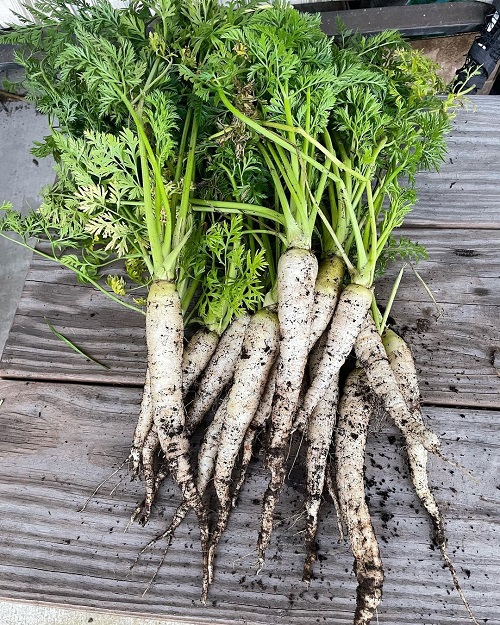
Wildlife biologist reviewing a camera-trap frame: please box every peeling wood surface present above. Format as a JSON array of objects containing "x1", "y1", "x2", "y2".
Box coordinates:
[{"x1": 0, "y1": 380, "x2": 498, "y2": 624}]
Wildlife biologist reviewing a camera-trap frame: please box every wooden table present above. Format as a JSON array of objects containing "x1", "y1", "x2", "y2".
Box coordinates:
[{"x1": 0, "y1": 97, "x2": 499, "y2": 625}]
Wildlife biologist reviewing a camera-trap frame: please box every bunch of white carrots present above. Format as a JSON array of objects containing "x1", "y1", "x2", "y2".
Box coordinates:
[{"x1": 0, "y1": 0, "x2": 478, "y2": 623}]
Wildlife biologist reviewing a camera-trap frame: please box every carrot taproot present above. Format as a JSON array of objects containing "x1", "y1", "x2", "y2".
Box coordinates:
[
  {"x1": 299, "y1": 283, "x2": 373, "y2": 423},
  {"x1": 146, "y1": 280, "x2": 209, "y2": 578},
  {"x1": 355, "y1": 315, "x2": 440, "y2": 453},
  {"x1": 383, "y1": 329, "x2": 480, "y2": 625},
  {"x1": 182, "y1": 327, "x2": 220, "y2": 397},
  {"x1": 129, "y1": 368, "x2": 153, "y2": 477},
  {"x1": 335, "y1": 368, "x2": 384, "y2": 625},
  {"x1": 303, "y1": 334, "x2": 339, "y2": 581},
  {"x1": 258, "y1": 247, "x2": 318, "y2": 570},
  {"x1": 187, "y1": 314, "x2": 251, "y2": 431},
  {"x1": 207, "y1": 308, "x2": 280, "y2": 595},
  {"x1": 232, "y1": 362, "x2": 277, "y2": 509}
]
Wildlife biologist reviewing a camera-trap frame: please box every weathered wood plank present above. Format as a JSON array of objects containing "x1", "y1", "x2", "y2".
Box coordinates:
[
  {"x1": 406, "y1": 97, "x2": 500, "y2": 229},
  {"x1": 2, "y1": 228, "x2": 499, "y2": 408},
  {"x1": 375, "y1": 227, "x2": 500, "y2": 409},
  {"x1": 0, "y1": 252, "x2": 147, "y2": 385},
  {"x1": 0, "y1": 380, "x2": 498, "y2": 624}
]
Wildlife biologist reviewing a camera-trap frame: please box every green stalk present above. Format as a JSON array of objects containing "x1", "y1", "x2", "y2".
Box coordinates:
[
  {"x1": 155, "y1": 179, "x2": 163, "y2": 238},
  {"x1": 371, "y1": 297, "x2": 382, "y2": 335},
  {"x1": 323, "y1": 183, "x2": 339, "y2": 253},
  {"x1": 263, "y1": 120, "x2": 366, "y2": 182},
  {"x1": 173, "y1": 114, "x2": 198, "y2": 251},
  {"x1": 339, "y1": 180, "x2": 368, "y2": 275},
  {"x1": 120, "y1": 95, "x2": 173, "y2": 257},
  {"x1": 131, "y1": 57, "x2": 161, "y2": 105},
  {"x1": 256, "y1": 224, "x2": 277, "y2": 286},
  {"x1": 379, "y1": 264, "x2": 406, "y2": 334},
  {"x1": 180, "y1": 273, "x2": 201, "y2": 315},
  {"x1": 190, "y1": 198, "x2": 286, "y2": 227},
  {"x1": 259, "y1": 146, "x2": 305, "y2": 248},
  {"x1": 322, "y1": 130, "x2": 344, "y2": 254},
  {"x1": 372, "y1": 163, "x2": 404, "y2": 208},
  {"x1": 175, "y1": 107, "x2": 193, "y2": 183},
  {"x1": 314, "y1": 156, "x2": 332, "y2": 206},
  {"x1": 304, "y1": 175, "x2": 319, "y2": 236},
  {"x1": 314, "y1": 207, "x2": 355, "y2": 274},
  {"x1": 246, "y1": 215, "x2": 256, "y2": 258},
  {"x1": 303, "y1": 88, "x2": 313, "y2": 182},
  {"x1": 138, "y1": 133, "x2": 163, "y2": 275},
  {"x1": 266, "y1": 142, "x2": 309, "y2": 235},
  {"x1": 282, "y1": 83, "x2": 299, "y2": 181},
  {"x1": 272, "y1": 142, "x2": 306, "y2": 208},
  {"x1": 364, "y1": 180, "x2": 378, "y2": 287}
]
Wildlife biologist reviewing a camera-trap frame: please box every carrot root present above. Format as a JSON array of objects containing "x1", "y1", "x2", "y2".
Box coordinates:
[
  {"x1": 182, "y1": 327, "x2": 220, "y2": 397},
  {"x1": 187, "y1": 314, "x2": 250, "y2": 432},
  {"x1": 384, "y1": 329, "x2": 479, "y2": 625},
  {"x1": 258, "y1": 248, "x2": 318, "y2": 569},
  {"x1": 146, "y1": 280, "x2": 209, "y2": 582},
  {"x1": 335, "y1": 369, "x2": 383, "y2": 625},
  {"x1": 355, "y1": 315, "x2": 440, "y2": 453}
]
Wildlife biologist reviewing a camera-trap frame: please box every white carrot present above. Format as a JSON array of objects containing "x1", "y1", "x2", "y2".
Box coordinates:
[
  {"x1": 335, "y1": 368, "x2": 384, "y2": 625},
  {"x1": 130, "y1": 459, "x2": 169, "y2": 527},
  {"x1": 382, "y1": 330, "x2": 420, "y2": 414},
  {"x1": 146, "y1": 281, "x2": 208, "y2": 573},
  {"x1": 383, "y1": 329, "x2": 480, "y2": 625},
  {"x1": 130, "y1": 426, "x2": 159, "y2": 525},
  {"x1": 187, "y1": 314, "x2": 251, "y2": 432},
  {"x1": 291, "y1": 255, "x2": 344, "y2": 438},
  {"x1": 294, "y1": 256, "x2": 344, "y2": 581},
  {"x1": 131, "y1": 327, "x2": 220, "y2": 521},
  {"x1": 355, "y1": 314, "x2": 440, "y2": 453},
  {"x1": 300, "y1": 261, "x2": 345, "y2": 573},
  {"x1": 197, "y1": 395, "x2": 230, "y2": 497},
  {"x1": 208, "y1": 308, "x2": 280, "y2": 594},
  {"x1": 232, "y1": 362, "x2": 277, "y2": 509},
  {"x1": 309, "y1": 255, "x2": 345, "y2": 348},
  {"x1": 129, "y1": 368, "x2": 153, "y2": 477},
  {"x1": 258, "y1": 247, "x2": 318, "y2": 569},
  {"x1": 303, "y1": 336, "x2": 339, "y2": 581},
  {"x1": 134, "y1": 396, "x2": 231, "y2": 589},
  {"x1": 325, "y1": 455, "x2": 346, "y2": 542},
  {"x1": 385, "y1": 330, "x2": 442, "y2": 536},
  {"x1": 299, "y1": 283, "x2": 373, "y2": 423},
  {"x1": 294, "y1": 255, "x2": 344, "y2": 435},
  {"x1": 182, "y1": 328, "x2": 220, "y2": 397}
]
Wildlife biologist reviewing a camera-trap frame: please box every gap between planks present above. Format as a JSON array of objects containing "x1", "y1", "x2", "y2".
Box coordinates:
[{"x1": 404, "y1": 222, "x2": 500, "y2": 230}]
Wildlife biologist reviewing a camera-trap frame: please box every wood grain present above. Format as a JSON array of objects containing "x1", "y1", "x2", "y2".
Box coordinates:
[
  {"x1": 2, "y1": 227, "x2": 499, "y2": 408},
  {"x1": 0, "y1": 380, "x2": 498, "y2": 624},
  {"x1": 405, "y1": 97, "x2": 500, "y2": 229},
  {"x1": 0, "y1": 253, "x2": 147, "y2": 385},
  {"x1": 376, "y1": 227, "x2": 500, "y2": 409}
]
